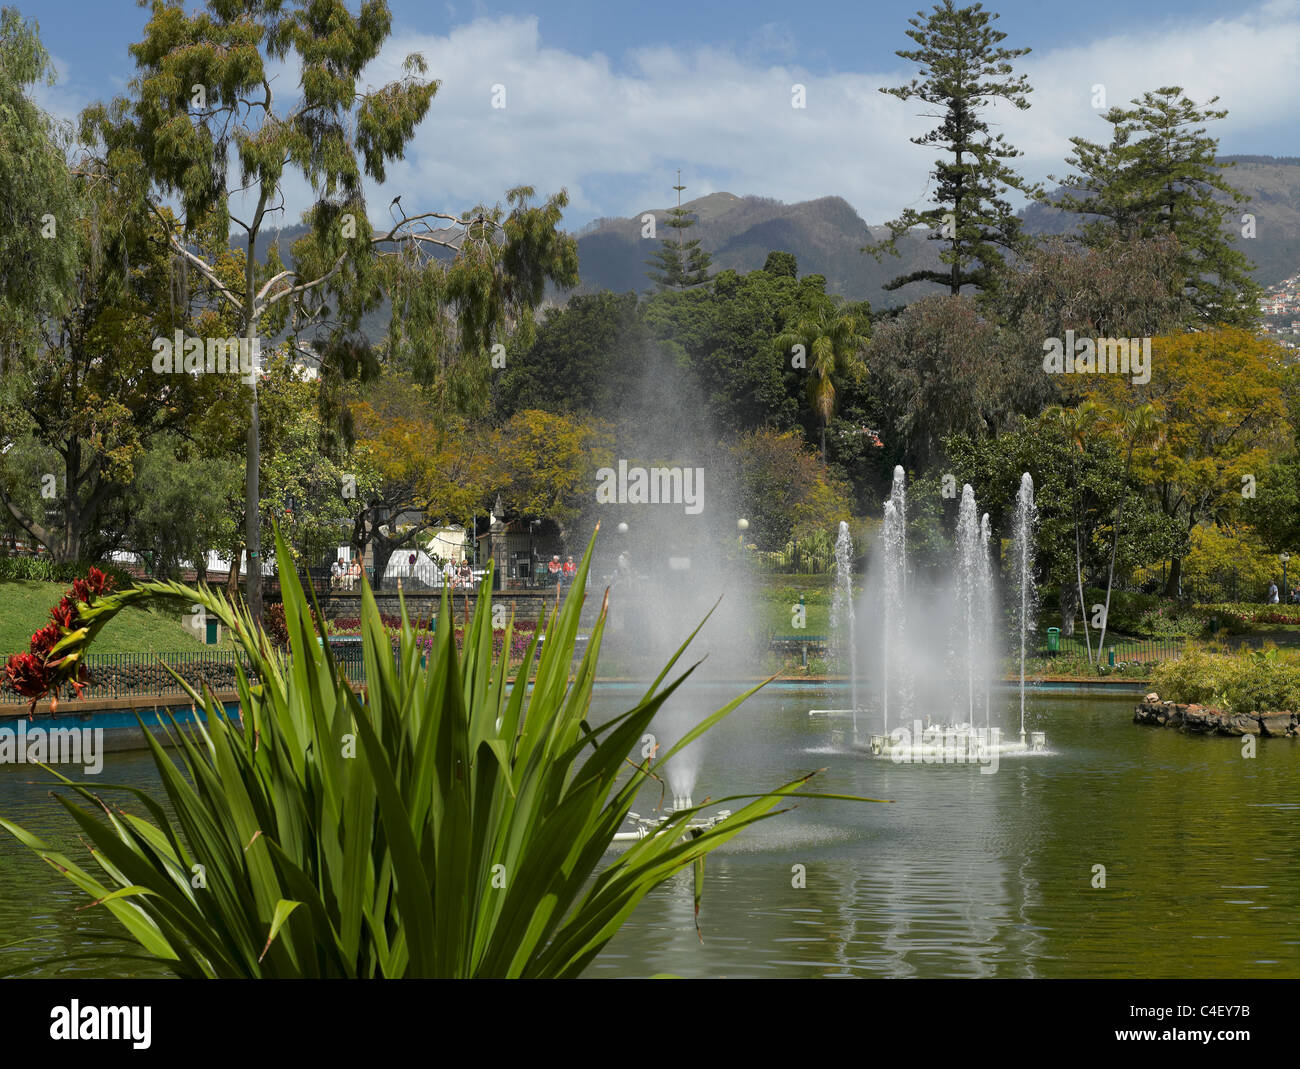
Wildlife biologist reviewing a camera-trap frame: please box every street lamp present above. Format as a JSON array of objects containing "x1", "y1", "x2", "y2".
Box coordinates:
[
  {"x1": 617, "y1": 522, "x2": 628, "y2": 534},
  {"x1": 737, "y1": 517, "x2": 749, "y2": 550},
  {"x1": 1281, "y1": 551, "x2": 1291, "y2": 601}
]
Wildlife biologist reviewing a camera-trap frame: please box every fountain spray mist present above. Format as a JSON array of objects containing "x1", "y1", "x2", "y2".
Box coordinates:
[
  {"x1": 831, "y1": 521, "x2": 857, "y2": 734},
  {"x1": 593, "y1": 337, "x2": 759, "y2": 810},
  {"x1": 954, "y1": 486, "x2": 994, "y2": 730},
  {"x1": 878, "y1": 466, "x2": 909, "y2": 734},
  {"x1": 1010, "y1": 473, "x2": 1039, "y2": 738}
]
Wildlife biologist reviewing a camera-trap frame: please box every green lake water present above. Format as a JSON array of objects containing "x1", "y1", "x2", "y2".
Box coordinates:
[{"x1": 1, "y1": 685, "x2": 1296, "y2": 978}]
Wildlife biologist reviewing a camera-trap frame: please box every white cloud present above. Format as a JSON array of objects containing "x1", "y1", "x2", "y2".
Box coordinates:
[
  {"x1": 28, "y1": 4, "x2": 1300, "y2": 232},
  {"x1": 357, "y1": 5, "x2": 1298, "y2": 229}
]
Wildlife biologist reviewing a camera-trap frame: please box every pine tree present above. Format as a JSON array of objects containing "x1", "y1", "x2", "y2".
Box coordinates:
[
  {"x1": 1050, "y1": 86, "x2": 1260, "y2": 327},
  {"x1": 644, "y1": 171, "x2": 712, "y2": 290},
  {"x1": 864, "y1": 1, "x2": 1041, "y2": 297}
]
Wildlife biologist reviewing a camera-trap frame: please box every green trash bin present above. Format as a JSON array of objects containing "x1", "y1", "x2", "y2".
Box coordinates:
[
  {"x1": 1046, "y1": 626, "x2": 1060, "y2": 653},
  {"x1": 1108, "y1": 647, "x2": 1115, "y2": 667},
  {"x1": 205, "y1": 616, "x2": 219, "y2": 645}
]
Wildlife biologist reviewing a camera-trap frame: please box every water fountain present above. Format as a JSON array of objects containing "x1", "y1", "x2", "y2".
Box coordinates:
[
  {"x1": 811, "y1": 469, "x2": 1046, "y2": 762},
  {"x1": 830, "y1": 521, "x2": 859, "y2": 732},
  {"x1": 1010, "y1": 473, "x2": 1038, "y2": 739}
]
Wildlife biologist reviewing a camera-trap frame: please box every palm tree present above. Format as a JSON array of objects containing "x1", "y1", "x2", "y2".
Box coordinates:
[
  {"x1": 1043, "y1": 401, "x2": 1101, "y2": 663},
  {"x1": 775, "y1": 306, "x2": 869, "y2": 459},
  {"x1": 1096, "y1": 403, "x2": 1162, "y2": 654}
]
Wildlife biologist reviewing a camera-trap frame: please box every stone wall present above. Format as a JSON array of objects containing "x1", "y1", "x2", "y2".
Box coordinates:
[{"x1": 1134, "y1": 693, "x2": 1298, "y2": 737}]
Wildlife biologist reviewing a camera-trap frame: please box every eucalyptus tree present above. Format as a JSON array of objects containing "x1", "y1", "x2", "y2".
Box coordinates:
[
  {"x1": 1095, "y1": 403, "x2": 1161, "y2": 653},
  {"x1": 865, "y1": 0, "x2": 1041, "y2": 297},
  {"x1": 82, "y1": 0, "x2": 577, "y2": 619},
  {"x1": 0, "y1": 7, "x2": 77, "y2": 370},
  {"x1": 1042, "y1": 402, "x2": 1101, "y2": 661}
]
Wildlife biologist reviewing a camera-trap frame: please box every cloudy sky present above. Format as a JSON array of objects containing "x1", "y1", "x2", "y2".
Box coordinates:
[{"x1": 25, "y1": 0, "x2": 1300, "y2": 231}]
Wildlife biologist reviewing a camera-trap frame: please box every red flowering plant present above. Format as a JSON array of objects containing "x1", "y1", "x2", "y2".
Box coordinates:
[{"x1": 3, "y1": 566, "x2": 128, "y2": 713}]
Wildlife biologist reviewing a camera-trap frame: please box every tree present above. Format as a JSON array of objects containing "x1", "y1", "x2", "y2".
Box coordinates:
[
  {"x1": 1081, "y1": 329, "x2": 1288, "y2": 597},
  {"x1": 0, "y1": 7, "x2": 76, "y2": 368},
  {"x1": 490, "y1": 410, "x2": 614, "y2": 542},
  {"x1": 774, "y1": 306, "x2": 869, "y2": 459},
  {"x1": 1043, "y1": 402, "x2": 1102, "y2": 661},
  {"x1": 349, "y1": 376, "x2": 488, "y2": 581},
  {"x1": 865, "y1": 294, "x2": 1007, "y2": 471},
  {"x1": 1095, "y1": 403, "x2": 1162, "y2": 652},
  {"x1": 865, "y1": 0, "x2": 1041, "y2": 296},
  {"x1": 0, "y1": 171, "x2": 236, "y2": 562},
  {"x1": 642, "y1": 259, "x2": 849, "y2": 441},
  {"x1": 1051, "y1": 86, "x2": 1260, "y2": 327},
  {"x1": 495, "y1": 291, "x2": 651, "y2": 418},
  {"x1": 724, "y1": 429, "x2": 853, "y2": 551},
  {"x1": 644, "y1": 171, "x2": 712, "y2": 291},
  {"x1": 86, "y1": 0, "x2": 576, "y2": 620}
]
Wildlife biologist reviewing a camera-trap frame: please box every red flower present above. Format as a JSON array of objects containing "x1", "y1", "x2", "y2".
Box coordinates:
[
  {"x1": 49, "y1": 595, "x2": 77, "y2": 629},
  {"x1": 85, "y1": 567, "x2": 113, "y2": 597},
  {"x1": 5, "y1": 652, "x2": 50, "y2": 699},
  {"x1": 29, "y1": 623, "x2": 61, "y2": 658}
]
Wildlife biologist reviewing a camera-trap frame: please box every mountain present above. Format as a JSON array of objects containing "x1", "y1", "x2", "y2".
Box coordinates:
[
  {"x1": 580, "y1": 157, "x2": 1300, "y2": 308},
  {"x1": 576, "y1": 192, "x2": 944, "y2": 309},
  {"x1": 241, "y1": 156, "x2": 1300, "y2": 333}
]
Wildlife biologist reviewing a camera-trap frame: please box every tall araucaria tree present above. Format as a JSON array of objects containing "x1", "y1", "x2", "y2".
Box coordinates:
[
  {"x1": 82, "y1": 0, "x2": 577, "y2": 620},
  {"x1": 864, "y1": 0, "x2": 1041, "y2": 297},
  {"x1": 1049, "y1": 86, "x2": 1261, "y2": 328}
]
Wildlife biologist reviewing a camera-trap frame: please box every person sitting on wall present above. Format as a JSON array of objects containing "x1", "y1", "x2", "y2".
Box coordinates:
[
  {"x1": 331, "y1": 558, "x2": 343, "y2": 590},
  {"x1": 347, "y1": 558, "x2": 361, "y2": 591},
  {"x1": 562, "y1": 556, "x2": 576, "y2": 584},
  {"x1": 548, "y1": 555, "x2": 561, "y2": 585}
]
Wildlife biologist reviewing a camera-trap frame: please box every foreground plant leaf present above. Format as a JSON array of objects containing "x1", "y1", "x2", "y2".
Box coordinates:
[{"x1": 1, "y1": 524, "x2": 885, "y2": 977}]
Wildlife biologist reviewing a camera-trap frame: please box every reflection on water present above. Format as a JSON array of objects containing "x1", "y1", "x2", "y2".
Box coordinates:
[
  {"x1": 588, "y1": 686, "x2": 1300, "y2": 978},
  {"x1": 2, "y1": 687, "x2": 1297, "y2": 978}
]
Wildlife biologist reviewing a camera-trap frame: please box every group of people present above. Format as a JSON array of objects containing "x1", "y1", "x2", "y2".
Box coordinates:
[
  {"x1": 330, "y1": 557, "x2": 362, "y2": 590},
  {"x1": 546, "y1": 555, "x2": 578, "y2": 584}
]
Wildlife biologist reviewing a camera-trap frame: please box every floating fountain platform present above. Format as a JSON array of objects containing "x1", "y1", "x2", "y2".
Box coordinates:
[
  {"x1": 611, "y1": 803, "x2": 733, "y2": 842},
  {"x1": 857, "y1": 723, "x2": 1046, "y2": 760}
]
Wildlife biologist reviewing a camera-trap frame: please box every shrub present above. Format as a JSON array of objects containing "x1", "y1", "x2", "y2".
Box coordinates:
[
  {"x1": 0, "y1": 555, "x2": 133, "y2": 588},
  {"x1": 1150, "y1": 648, "x2": 1300, "y2": 713}
]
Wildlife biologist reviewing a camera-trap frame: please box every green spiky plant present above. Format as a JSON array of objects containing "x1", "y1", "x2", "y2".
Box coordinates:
[{"x1": 1, "y1": 527, "x2": 880, "y2": 977}]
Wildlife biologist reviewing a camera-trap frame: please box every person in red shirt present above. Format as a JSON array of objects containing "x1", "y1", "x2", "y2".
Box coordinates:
[
  {"x1": 547, "y1": 555, "x2": 561, "y2": 585},
  {"x1": 562, "y1": 556, "x2": 576, "y2": 583}
]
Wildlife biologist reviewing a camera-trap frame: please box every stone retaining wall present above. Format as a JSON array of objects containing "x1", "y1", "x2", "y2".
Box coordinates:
[{"x1": 1134, "y1": 693, "x2": 1298, "y2": 737}]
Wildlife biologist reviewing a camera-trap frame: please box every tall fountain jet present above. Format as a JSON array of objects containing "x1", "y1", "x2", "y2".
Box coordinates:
[
  {"x1": 880, "y1": 466, "x2": 909, "y2": 735},
  {"x1": 814, "y1": 468, "x2": 1045, "y2": 760},
  {"x1": 954, "y1": 486, "x2": 994, "y2": 731},
  {"x1": 831, "y1": 521, "x2": 858, "y2": 734},
  {"x1": 1010, "y1": 473, "x2": 1038, "y2": 740}
]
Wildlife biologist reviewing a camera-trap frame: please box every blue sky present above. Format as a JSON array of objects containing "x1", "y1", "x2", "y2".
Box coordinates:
[{"x1": 22, "y1": 0, "x2": 1300, "y2": 229}]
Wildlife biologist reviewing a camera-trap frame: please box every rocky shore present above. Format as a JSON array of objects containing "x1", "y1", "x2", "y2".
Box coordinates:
[{"x1": 1134, "y1": 693, "x2": 1299, "y2": 737}]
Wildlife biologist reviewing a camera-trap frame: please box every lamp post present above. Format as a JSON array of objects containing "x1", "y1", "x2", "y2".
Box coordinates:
[
  {"x1": 737, "y1": 517, "x2": 749, "y2": 551},
  {"x1": 529, "y1": 519, "x2": 539, "y2": 588},
  {"x1": 1281, "y1": 551, "x2": 1291, "y2": 602}
]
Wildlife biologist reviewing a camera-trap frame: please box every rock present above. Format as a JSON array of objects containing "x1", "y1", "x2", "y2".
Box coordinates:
[
  {"x1": 1145, "y1": 692, "x2": 1159, "y2": 704},
  {"x1": 1259, "y1": 713, "x2": 1293, "y2": 737}
]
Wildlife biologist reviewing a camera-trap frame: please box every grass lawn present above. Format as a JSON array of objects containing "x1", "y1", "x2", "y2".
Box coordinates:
[{"x1": 0, "y1": 580, "x2": 235, "y2": 656}]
